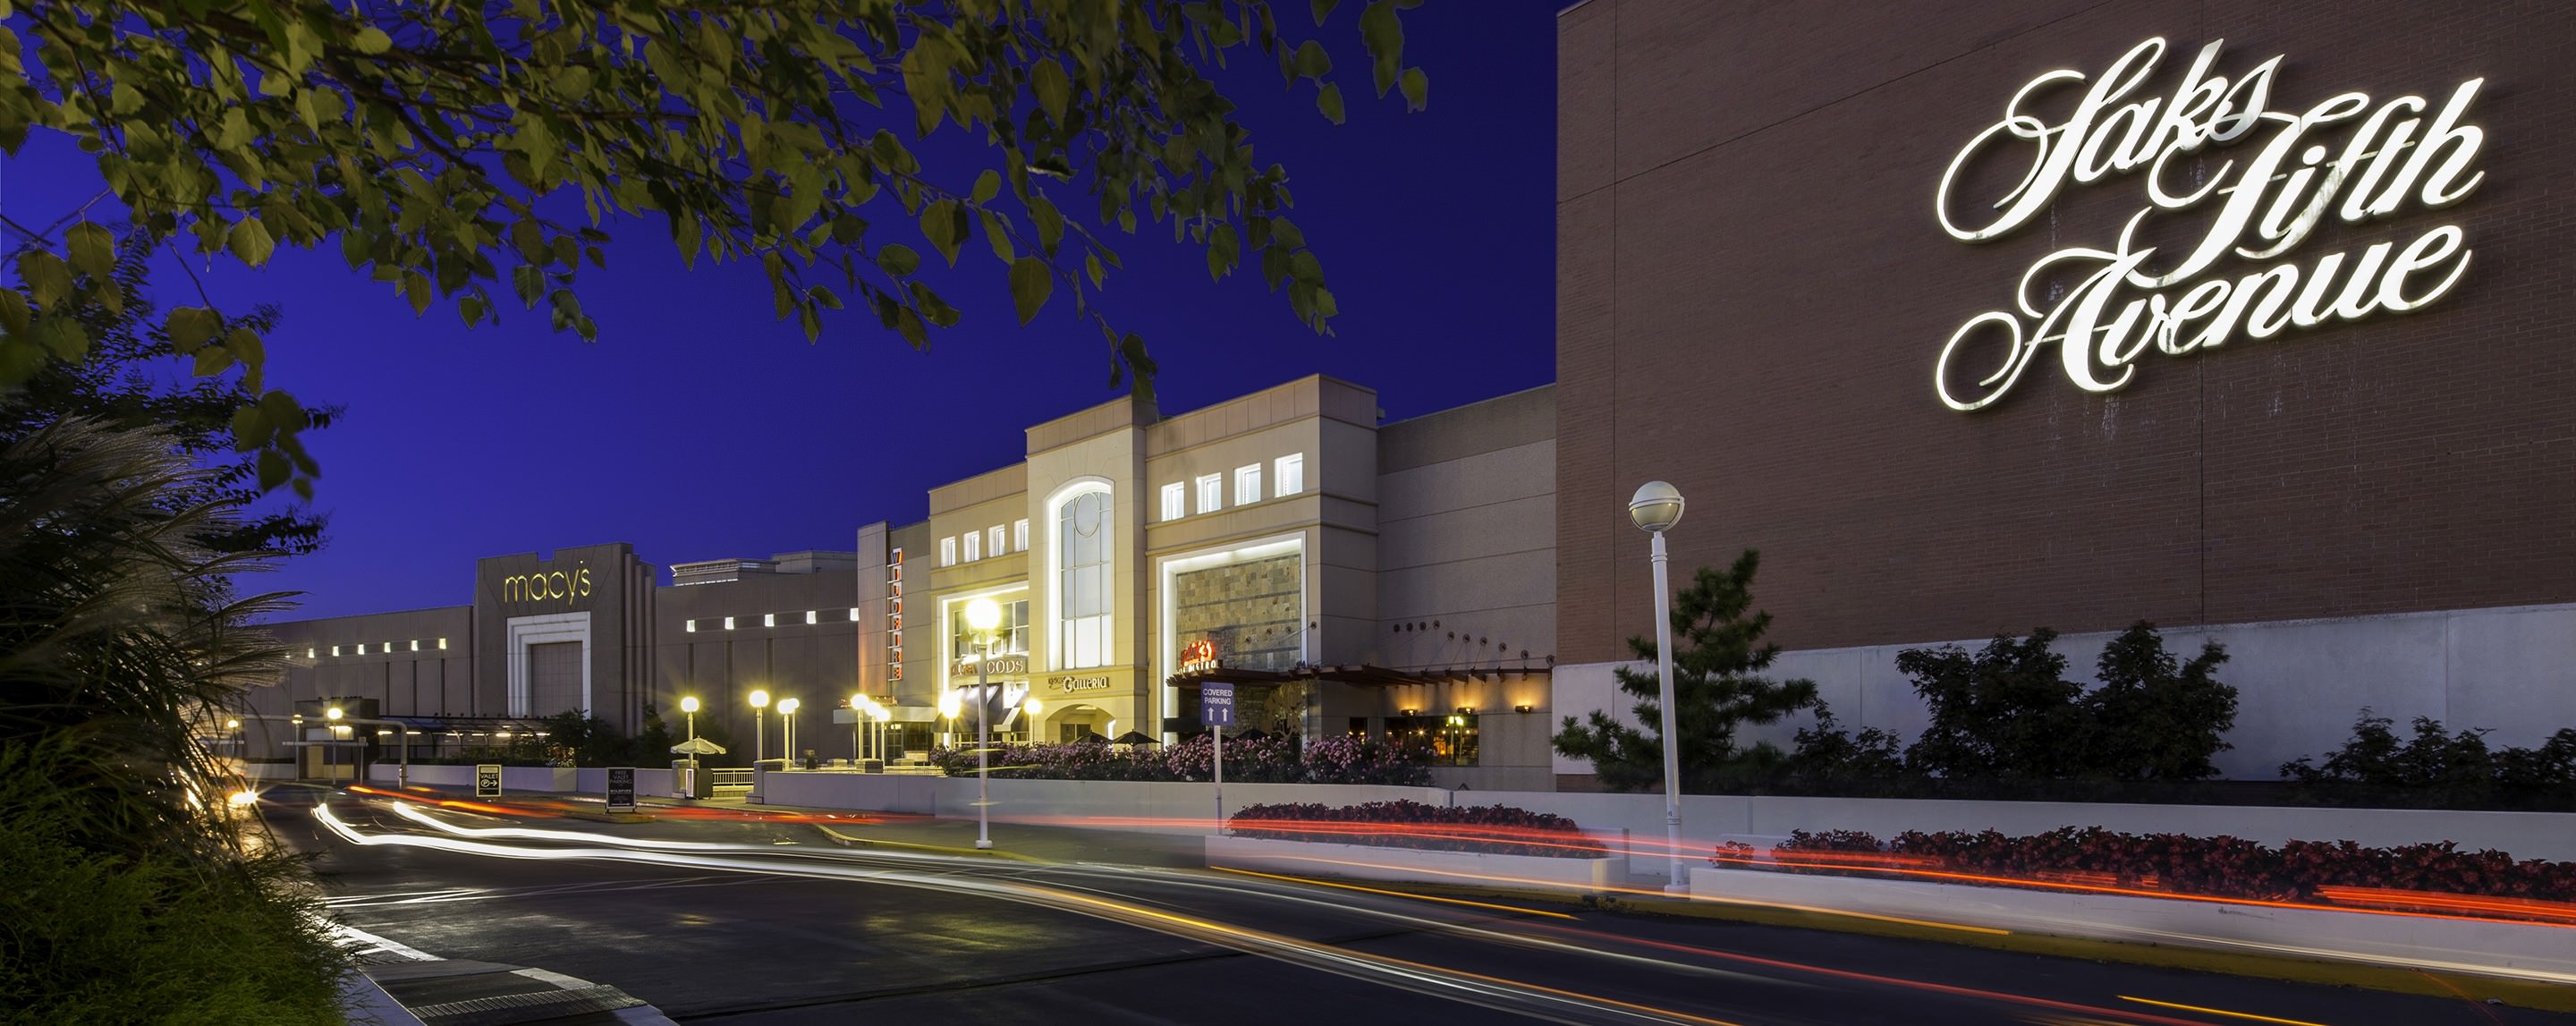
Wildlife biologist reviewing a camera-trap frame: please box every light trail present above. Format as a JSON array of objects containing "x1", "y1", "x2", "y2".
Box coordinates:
[
  {"x1": 2116, "y1": 996, "x2": 2334, "y2": 1025},
  {"x1": 318, "y1": 801, "x2": 1740, "y2": 1025},
  {"x1": 1212, "y1": 866, "x2": 1578, "y2": 920}
]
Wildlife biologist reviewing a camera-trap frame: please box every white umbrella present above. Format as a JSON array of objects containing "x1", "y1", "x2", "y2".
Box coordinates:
[{"x1": 669, "y1": 737, "x2": 728, "y2": 755}]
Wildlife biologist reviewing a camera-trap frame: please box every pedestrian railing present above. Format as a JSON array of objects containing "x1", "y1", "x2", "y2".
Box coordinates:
[{"x1": 708, "y1": 767, "x2": 754, "y2": 793}]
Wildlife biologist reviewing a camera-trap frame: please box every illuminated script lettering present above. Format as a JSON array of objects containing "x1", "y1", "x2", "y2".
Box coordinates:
[{"x1": 1934, "y1": 38, "x2": 2485, "y2": 411}]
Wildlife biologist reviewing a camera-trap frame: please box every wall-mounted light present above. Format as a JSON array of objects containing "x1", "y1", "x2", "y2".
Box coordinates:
[
  {"x1": 1514, "y1": 704, "x2": 1533, "y2": 714},
  {"x1": 1455, "y1": 706, "x2": 1474, "y2": 715},
  {"x1": 1400, "y1": 708, "x2": 1418, "y2": 717}
]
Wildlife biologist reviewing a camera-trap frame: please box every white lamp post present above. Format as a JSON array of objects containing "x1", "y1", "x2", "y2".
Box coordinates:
[
  {"x1": 749, "y1": 689, "x2": 770, "y2": 766},
  {"x1": 1629, "y1": 479, "x2": 1688, "y2": 891},
  {"x1": 779, "y1": 698, "x2": 801, "y2": 767},
  {"x1": 873, "y1": 704, "x2": 892, "y2": 766},
  {"x1": 965, "y1": 596, "x2": 1003, "y2": 850}
]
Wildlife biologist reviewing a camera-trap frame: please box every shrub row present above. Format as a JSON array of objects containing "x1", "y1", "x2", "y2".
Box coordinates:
[
  {"x1": 1733, "y1": 827, "x2": 2576, "y2": 915},
  {"x1": 928, "y1": 733, "x2": 1430, "y2": 786},
  {"x1": 1230, "y1": 801, "x2": 1609, "y2": 859}
]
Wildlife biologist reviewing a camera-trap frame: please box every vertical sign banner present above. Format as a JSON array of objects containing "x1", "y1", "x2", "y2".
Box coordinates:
[
  {"x1": 606, "y1": 767, "x2": 636, "y2": 813},
  {"x1": 887, "y1": 547, "x2": 905, "y2": 682},
  {"x1": 1200, "y1": 683, "x2": 1235, "y2": 726},
  {"x1": 475, "y1": 763, "x2": 503, "y2": 798}
]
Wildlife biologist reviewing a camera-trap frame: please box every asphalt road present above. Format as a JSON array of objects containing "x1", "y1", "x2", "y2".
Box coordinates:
[{"x1": 271, "y1": 788, "x2": 2573, "y2": 1026}]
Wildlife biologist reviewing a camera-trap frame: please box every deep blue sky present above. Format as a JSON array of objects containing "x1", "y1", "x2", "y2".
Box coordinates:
[{"x1": 8, "y1": 4, "x2": 1560, "y2": 621}]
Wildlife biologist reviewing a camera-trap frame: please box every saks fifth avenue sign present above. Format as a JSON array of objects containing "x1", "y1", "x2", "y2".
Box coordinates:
[{"x1": 1934, "y1": 38, "x2": 2486, "y2": 411}]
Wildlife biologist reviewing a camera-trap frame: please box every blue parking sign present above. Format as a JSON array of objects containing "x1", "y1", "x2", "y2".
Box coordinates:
[{"x1": 1201, "y1": 683, "x2": 1235, "y2": 726}]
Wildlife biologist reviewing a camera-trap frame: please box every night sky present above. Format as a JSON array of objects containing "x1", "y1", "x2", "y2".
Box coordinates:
[{"x1": 4, "y1": 4, "x2": 1560, "y2": 621}]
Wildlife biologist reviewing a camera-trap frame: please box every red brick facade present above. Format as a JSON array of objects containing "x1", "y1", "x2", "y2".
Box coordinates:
[{"x1": 1557, "y1": 1, "x2": 2576, "y2": 663}]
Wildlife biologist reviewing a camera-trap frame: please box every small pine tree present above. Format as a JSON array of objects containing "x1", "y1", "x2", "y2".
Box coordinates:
[
  {"x1": 2079, "y1": 622, "x2": 2235, "y2": 780},
  {"x1": 1553, "y1": 549, "x2": 1819, "y2": 793}
]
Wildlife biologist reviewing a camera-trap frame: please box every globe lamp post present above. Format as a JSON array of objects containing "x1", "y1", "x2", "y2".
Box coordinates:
[{"x1": 1629, "y1": 479, "x2": 1688, "y2": 892}]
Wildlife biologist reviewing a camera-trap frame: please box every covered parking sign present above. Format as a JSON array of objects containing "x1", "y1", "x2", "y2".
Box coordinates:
[{"x1": 1201, "y1": 683, "x2": 1235, "y2": 727}]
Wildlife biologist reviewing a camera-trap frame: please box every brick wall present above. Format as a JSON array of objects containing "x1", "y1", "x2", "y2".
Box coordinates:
[{"x1": 1558, "y1": 0, "x2": 2576, "y2": 662}]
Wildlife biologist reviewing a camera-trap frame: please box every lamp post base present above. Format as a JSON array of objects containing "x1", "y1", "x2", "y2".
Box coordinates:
[{"x1": 974, "y1": 839, "x2": 994, "y2": 850}]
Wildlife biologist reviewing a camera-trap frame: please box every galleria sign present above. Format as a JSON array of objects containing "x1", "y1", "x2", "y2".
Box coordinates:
[{"x1": 1934, "y1": 37, "x2": 2485, "y2": 411}]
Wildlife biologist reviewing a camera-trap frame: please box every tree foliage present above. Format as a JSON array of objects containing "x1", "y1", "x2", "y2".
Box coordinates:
[
  {"x1": 0, "y1": 0, "x2": 1427, "y2": 496},
  {"x1": 1553, "y1": 549, "x2": 1820, "y2": 793},
  {"x1": 0, "y1": 233, "x2": 332, "y2": 555}
]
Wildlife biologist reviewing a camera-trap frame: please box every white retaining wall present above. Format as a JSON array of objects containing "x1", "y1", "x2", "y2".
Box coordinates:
[
  {"x1": 1555, "y1": 602, "x2": 2576, "y2": 781},
  {"x1": 1208, "y1": 835, "x2": 1621, "y2": 890},
  {"x1": 1690, "y1": 867, "x2": 2576, "y2": 984}
]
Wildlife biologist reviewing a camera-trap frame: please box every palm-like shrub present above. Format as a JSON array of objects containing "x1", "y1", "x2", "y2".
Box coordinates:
[{"x1": 0, "y1": 420, "x2": 345, "y2": 1022}]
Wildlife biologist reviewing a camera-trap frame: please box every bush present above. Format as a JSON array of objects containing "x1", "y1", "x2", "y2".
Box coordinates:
[
  {"x1": 927, "y1": 733, "x2": 1430, "y2": 785},
  {"x1": 2281, "y1": 709, "x2": 2576, "y2": 804},
  {"x1": 1738, "y1": 826, "x2": 2576, "y2": 920},
  {"x1": 1230, "y1": 801, "x2": 1609, "y2": 858},
  {"x1": 1898, "y1": 623, "x2": 2234, "y2": 781}
]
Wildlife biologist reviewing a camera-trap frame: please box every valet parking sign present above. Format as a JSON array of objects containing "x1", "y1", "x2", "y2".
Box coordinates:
[{"x1": 1934, "y1": 37, "x2": 2487, "y2": 411}]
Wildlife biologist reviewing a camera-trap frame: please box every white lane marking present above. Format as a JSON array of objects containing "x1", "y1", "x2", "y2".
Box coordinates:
[{"x1": 327, "y1": 921, "x2": 441, "y2": 962}]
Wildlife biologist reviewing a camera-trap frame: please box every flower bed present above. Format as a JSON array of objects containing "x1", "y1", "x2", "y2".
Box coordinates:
[
  {"x1": 926, "y1": 733, "x2": 1428, "y2": 785},
  {"x1": 1229, "y1": 801, "x2": 1609, "y2": 859},
  {"x1": 1714, "y1": 827, "x2": 2576, "y2": 924}
]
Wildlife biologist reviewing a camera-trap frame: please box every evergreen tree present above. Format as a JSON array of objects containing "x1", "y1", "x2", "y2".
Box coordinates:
[
  {"x1": 2079, "y1": 622, "x2": 2236, "y2": 780},
  {"x1": 1900, "y1": 629, "x2": 2083, "y2": 779},
  {"x1": 1553, "y1": 550, "x2": 1819, "y2": 792}
]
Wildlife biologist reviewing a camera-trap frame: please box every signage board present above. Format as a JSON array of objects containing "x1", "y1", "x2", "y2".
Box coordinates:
[
  {"x1": 606, "y1": 767, "x2": 636, "y2": 813},
  {"x1": 1933, "y1": 36, "x2": 2487, "y2": 411},
  {"x1": 952, "y1": 655, "x2": 1030, "y2": 678},
  {"x1": 1200, "y1": 683, "x2": 1235, "y2": 727},
  {"x1": 1179, "y1": 639, "x2": 1219, "y2": 674},
  {"x1": 1050, "y1": 674, "x2": 1114, "y2": 694},
  {"x1": 474, "y1": 763, "x2": 503, "y2": 798}
]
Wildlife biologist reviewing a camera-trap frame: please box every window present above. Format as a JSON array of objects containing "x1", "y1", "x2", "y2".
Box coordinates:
[
  {"x1": 685, "y1": 619, "x2": 698, "y2": 632},
  {"x1": 940, "y1": 536, "x2": 957, "y2": 566},
  {"x1": 805, "y1": 610, "x2": 818, "y2": 625},
  {"x1": 987, "y1": 525, "x2": 1005, "y2": 558},
  {"x1": 963, "y1": 530, "x2": 981, "y2": 562},
  {"x1": 1056, "y1": 488, "x2": 1115, "y2": 668},
  {"x1": 1013, "y1": 519, "x2": 1029, "y2": 552},
  {"x1": 1161, "y1": 482, "x2": 1186, "y2": 521},
  {"x1": 1235, "y1": 464, "x2": 1261, "y2": 505},
  {"x1": 1275, "y1": 453, "x2": 1305, "y2": 496},
  {"x1": 1195, "y1": 474, "x2": 1223, "y2": 514},
  {"x1": 951, "y1": 597, "x2": 1031, "y2": 664},
  {"x1": 723, "y1": 616, "x2": 736, "y2": 630},
  {"x1": 763, "y1": 613, "x2": 776, "y2": 628}
]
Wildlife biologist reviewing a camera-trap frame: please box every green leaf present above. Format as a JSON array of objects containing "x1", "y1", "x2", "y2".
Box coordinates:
[
  {"x1": 1207, "y1": 223, "x2": 1238, "y2": 282},
  {"x1": 66, "y1": 222, "x2": 114, "y2": 277},
  {"x1": 1032, "y1": 59, "x2": 1071, "y2": 124},
  {"x1": 0, "y1": 291, "x2": 27, "y2": 335},
  {"x1": 1360, "y1": 0, "x2": 1404, "y2": 98},
  {"x1": 166, "y1": 307, "x2": 220, "y2": 352},
  {"x1": 553, "y1": 65, "x2": 594, "y2": 100},
  {"x1": 1313, "y1": 0, "x2": 1342, "y2": 23},
  {"x1": 877, "y1": 243, "x2": 920, "y2": 276},
  {"x1": 1400, "y1": 67, "x2": 1428, "y2": 111},
  {"x1": 18, "y1": 250, "x2": 71, "y2": 308},
  {"x1": 227, "y1": 218, "x2": 276, "y2": 267},
  {"x1": 225, "y1": 326, "x2": 266, "y2": 368},
  {"x1": 1293, "y1": 40, "x2": 1331, "y2": 79},
  {"x1": 30, "y1": 315, "x2": 86, "y2": 360},
  {"x1": 970, "y1": 170, "x2": 1000, "y2": 206},
  {"x1": 1029, "y1": 196, "x2": 1065, "y2": 256},
  {"x1": 1317, "y1": 82, "x2": 1344, "y2": 124},
  {"x1": 981, "y1": 210, "x2": 1014, "y2": 263},
  {"x1": 193, "y1": 344, "x2": 234, "y2": 377},
  {"x1": 919, "y1": 199, "x2": 964, "y2": 265},
  {"x1": 257, "y1": 448, "x2": 292, "y2": 491},
  {"x1": 352, "y1": 26, "x2": 392, "y2": 55},
  {"x1": 231, "y1": 405, "x2": 270, "y2": 451},
  {"x1": 1008, "y1": 257, "x2": 1051, "y2": 325}
]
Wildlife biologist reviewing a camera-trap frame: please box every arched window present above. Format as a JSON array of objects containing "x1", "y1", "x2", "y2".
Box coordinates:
[{"x1": 1055, "y1": 486, "x2": 1114, "y2": 667}]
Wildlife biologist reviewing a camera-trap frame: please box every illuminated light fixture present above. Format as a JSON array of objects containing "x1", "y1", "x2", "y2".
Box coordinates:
[
  {"x1": 438, "y1": 638, "x2": 449, "y2": 650},
  {"x1": 330, "y1": 646, "x2": 341, "y2": 657},
  {"x1": 1455, "y1": 706, "x2": 1475, "y2": 715},
  {"x1": 1514, "y1": 705, "x2": 1533, "y2": 714},
  {"x1": 1400, "y1": 708, "x2": 1418, "y2": 717},
  {"x1": 1024, "y1": 697, "x2": 1044, "y2": 716},
  {"x1": 306, "y1": 648, "x2": 317, "y2": 658},
  {"x1": 724, "y1": 616, "x2": 736, "y2": 630},
  {"x1": 325, "y1": 707, "x2": 344, "y2": 721},
  {"x1": 805, "y1": 610, "x2": 818, "y2": 625},
  {"x1": 225, "y1": 718, "x2": 241, "y2": 730},
  {"x1": 680, "y1": 696, "x2": 700, "y2": 714},
  {"x1": 410, "y1": 640, "x2": 420, "y2": 652},
  {"x1": 229, "y1": 791, "x2": 258, "y2": 807},
  {"x1": 355, "y1": 644, "x2": 367, "y2": 655},
  {"x1": 764, "y1": 613, "x2": 776, "y2": 628},
  {"x1": 848, "y1": 607, "x2": 860, "y2": 622},
  {"x1": 686, "y1": 620, "x2": 698, "y2": 632}
]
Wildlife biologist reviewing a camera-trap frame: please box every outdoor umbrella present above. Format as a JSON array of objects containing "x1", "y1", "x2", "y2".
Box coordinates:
[
  {"x1": 1073, "y1": 730, "x2": 1112, "y2": 744},
  {"x1": 1234, "y1": 728, "x2": 1269, "y2": 741},
  {"x1": 669, "y1": 737, "x2": 729, "y2": 756},
  {"x1": 1110, "y1": 731, "x2": 1159, "y2": 746}
]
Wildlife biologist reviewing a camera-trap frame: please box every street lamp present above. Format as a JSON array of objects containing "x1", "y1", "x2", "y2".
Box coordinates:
[
  {"x1": 779, "y1": 698, "x2": 801, "y2": 768},
  {"x1": 965, "y1": 595, "x2": 1003, "y2": 850},
  {"x1": 679, "y1": 696, "x2": 700, "y2": 744},
  {"x1": 749, "y1": 689, "x2": 770, "y2": 766},
  {"x1": 872, "y1": 703, "x2": 892, "y2": 766},
  {"x1": 325, "y1": 706, "x2": 345, "y2": 784},
  {"x1": 1629, "y1": 479, "x2": 1688, "y2": 891},
  {"x1": 936, "y1": 691, "x2": 962, "y2": 749}
]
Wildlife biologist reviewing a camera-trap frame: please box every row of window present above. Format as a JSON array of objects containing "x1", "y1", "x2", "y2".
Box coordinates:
[
  {"x1": 314, "y1": 638, "x2": 449, "y2": 658},
  {"x1": 1160, "y1": 454, "x2": 1304, "y2": 522},
  {"x1": 939, "y1": 518, "x2": 1030, "y2": 568},
  {"x1": 684, "y1": 608, "x2": 864, "y2": 632}
]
